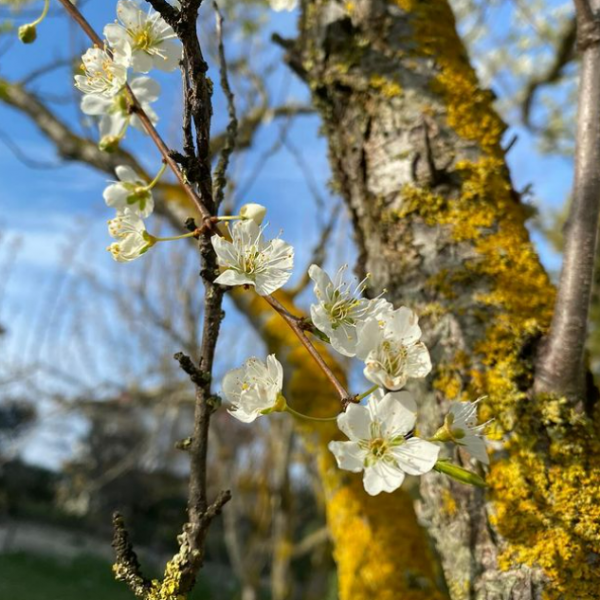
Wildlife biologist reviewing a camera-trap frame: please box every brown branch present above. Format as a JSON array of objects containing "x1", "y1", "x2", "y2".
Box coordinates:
[
  {"x1": 574, "y1": 0, "x2": 596, "y2": 26},
  {"x1": 263, "y1": 294, "x2": 352, "y2": 406},
  {"x1": 288, "y1": 203, "x2": 341, "y2": 298},
  {"x1": 211, "y1": 0, "x2": 238, "y2": 208},
  {"x1": 0, "y1": 76, "x2": 139, "y2": 173},
  {"x1": 535, "y1": 2, "x2": 600, "y2": 403},
  {"x1": 55, "y1": 0, "x2": 231, "y2": 594},
  {"x1": 55, "y1": 0, "x2": 213, "y2": 222},
  {"x1": 111, "y1": 513, "x2": 152, "y2": 599},
  {"x1": 145, "y1": 0, "x2": 179, "y2": 24},
  {"x1": 291, "y1": 526, "x2": 330, "y2": 559},
  {"x1": 521, "y1": 17, "x2": 576, "y2": 127}
]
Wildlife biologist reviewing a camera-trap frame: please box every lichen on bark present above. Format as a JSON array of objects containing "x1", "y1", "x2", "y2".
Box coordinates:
[{"x1": 289, "y1": 0, "x2": 600, "y2": 597}]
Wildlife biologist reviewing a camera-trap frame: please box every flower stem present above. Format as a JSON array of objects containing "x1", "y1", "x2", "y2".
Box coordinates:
[
  {"x1": 154, "y1": 230, "x2": 201, "y2": 242},
  {"x1": 215, "y1": 215, "x2": 245, "y2": 222},
  {"x1": 355, "y1": 384, "x2": 379, "y2": 402},
  {"x1": 32, "y1": 0, "x2": 50, "y2": 26},
  {"x1": 285, "y1": 406, "x2": 338, "y2": 422},
  {"x1": 145, "y1": 162, "x2": 167, "y2": 190}
]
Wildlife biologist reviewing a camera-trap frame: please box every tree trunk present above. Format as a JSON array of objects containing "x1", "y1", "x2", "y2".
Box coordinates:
[{"x1": 286, "y1": 0, "x2": 600, "y2": 598}]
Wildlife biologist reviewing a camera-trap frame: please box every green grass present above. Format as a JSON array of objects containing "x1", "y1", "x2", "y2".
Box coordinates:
[{"x1": 0, "y1": 552, "x2": 213, "y2": 600}]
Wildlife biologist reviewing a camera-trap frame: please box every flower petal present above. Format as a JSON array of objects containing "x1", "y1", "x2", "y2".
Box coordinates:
[
  {"x1": 363, "y1": 461, "x2": 405, "y2": 495},
  {"x1": 391, "y1": 438, "x2": 439, "y2": 476},
  {"x1": 222, "y1": 366, "x2": 245, "y2": 402},
  {"x1": 407, "y1": 342, "x2": 432, "y2": 379},
  {"x1": 130, "y1": 76, "x2": 161, "y2": 102},
  {"x1": 370, "y1": 393, "x2": 415, "y2": 437},
  {"x1": 328, "y1": 441, "x2": 365, "y2": 473},
  {"x1": 337, "y1": 403, "x2": 371, "y2": 441},
  {"x1": 115, "y1": 165, "x2": 139, "y2": 183},
  {"x1": 462, "y1": 434, "x2": 489, "y2": 464},
  {"x1": 214, "y1": 269, "x2": 254, "y2": 288},
  {"x1": 80, "y1": 94, "x2": 111, "y2": 116}
]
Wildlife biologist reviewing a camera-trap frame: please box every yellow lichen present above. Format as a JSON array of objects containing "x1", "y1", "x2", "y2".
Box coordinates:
[
  {"x1": 369, "y1": 74, "x2": 403, "y2": 98},
  {"x1": 392, "y1": 1, "x2": 600, "y2": 596}
]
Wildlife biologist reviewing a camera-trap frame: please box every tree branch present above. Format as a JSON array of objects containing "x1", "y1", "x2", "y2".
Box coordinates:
[
  {"x1": 211, "y1": 1, "x2": 238, "y2": 208},
  {"x1": 55, "y1": 0, "x2": 213, "y2": 222},
  {"x1": 521, "y1": 17, "x2": 576, "y2": 127},
  {"x1": 263, "y1": 294, "x2": 352, "y2": 406},
  {"x1": 535, "y1": 1, "x2": 600, "y2": 402}
]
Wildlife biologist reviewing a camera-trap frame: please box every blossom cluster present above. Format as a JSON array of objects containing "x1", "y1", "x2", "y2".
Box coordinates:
[
  {"x1": 72, "y1": 1, "x2": 181, "y2": 262},
  {"x1": 75, "y1": 0, "x2": 179, "y2": 148},
  {"x1": 74, "y1": 2, "x2": 491, "y2": 497},
  {"x1": 216, "y1": 215, "x2": 491, "y2": 496}
]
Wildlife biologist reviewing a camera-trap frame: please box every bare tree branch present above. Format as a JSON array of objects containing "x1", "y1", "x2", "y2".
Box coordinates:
[
  {"x1": 535, "y1": 1, "x2": 600, "y2": 403},
  {"x1": 211, "y1": 0, "x2": 238, "y2": 208},
  {"x1": 521, "y1": 17, "x2": 576, "y2": 127}
]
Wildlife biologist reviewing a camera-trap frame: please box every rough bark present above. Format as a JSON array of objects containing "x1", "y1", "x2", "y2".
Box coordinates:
[{"x1": 286, "y1": 0, "x2": 600, "y2": 598}]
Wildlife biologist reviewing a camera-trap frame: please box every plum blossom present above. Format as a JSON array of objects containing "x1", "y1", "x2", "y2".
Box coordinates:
[
  {"x1": 239, "y1": 203, "x2": 267, "y2": 225},
  {"x1": 309, "y1": 264, "x2": 392, "y2": 357},
  {"x1": 355, "y1": 307, "x2": 431, "y2": 390},
  {"x1": 81, "y1": 75, "x2": 160, "y2": 142},
  {"x1": 107, "y1": 210, "x2": 155, "y2": 262},
  {"x1": 211, "y1": 220, "x2": 294, "y2": 296},
  {"x1": 105, "y1": 0, "x2": 181, "y2": 73},
  {"x1": 222, "y1": 355, "x2": 285, "y2": 423},
  {"x1": 269, "y1": 0, "x2": 298, "y2": 11},
  {"x1": 328, "y1": 391, "x2": 439, "y2": 495},
  {"x1": 435, "y1": 398, "x2": 491, "y2": 464},
  {"x1": 103, "y1": 165, "x2": 155, "y2": 218},
  {"x1": 75, "y1": 46, "x2": 129, "y2": 98}
]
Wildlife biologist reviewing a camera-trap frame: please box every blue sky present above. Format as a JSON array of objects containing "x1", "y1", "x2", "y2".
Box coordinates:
[{"x1": 0, "y1": 1, "x2": 574, "y2": 467}]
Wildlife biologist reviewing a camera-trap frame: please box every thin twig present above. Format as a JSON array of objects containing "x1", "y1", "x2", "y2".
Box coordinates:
[
  {"x1": 212, "y1": 1, "x2": 238, "y2": 209},
  {"x1": 55, "y1": 0, "x2": 213, "y2": 221},
  {"x1": 263, "y1": 294, "x2": 351, "y2": 405}
]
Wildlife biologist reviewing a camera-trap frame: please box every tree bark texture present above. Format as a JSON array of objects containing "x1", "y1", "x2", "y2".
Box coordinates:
[{"x1": 288, "y1": 0, "x2": 600, "y2": 598}]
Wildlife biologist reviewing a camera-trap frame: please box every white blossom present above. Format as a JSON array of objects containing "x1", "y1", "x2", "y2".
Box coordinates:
[
  {"x1": 75, "y1": 46, "x2": 129, "y2": 98},
  {"x1": 104, "y1": 0, "x2": 181, "y2": 73},
  {"x1": 328, "y1": 392, "x2": 439, "y2": 495},
  {"x1": 355, "y1": 307, "x2": 431, "y2": 390},
  {"x1": 107, "y1": 210, "x2": 155, "y2": 262},
  {"x1": 269, "y1": 0, "x2": 297, "y2": 11},
  {"x1": 222, "y1": 355, "x2": 285, "y2": 423},
  {"x1": 239, "y1": 203, "x2": 267, "y2": 225},
  {"x1": 211, "y1": 220, "x2": 294, "y2": 296},
  {"x1": 103, "y1": 165, "x2": 155, "y2": 218},
  {"x1": 309, "y1": 264, "x2": 392, "y2": 357},
  {"x1": 442, "y1": 399, "x2": 491, "y2": 464},
  {"x1": 81, "y1": 76, "x2": 160, "y2": 140}
]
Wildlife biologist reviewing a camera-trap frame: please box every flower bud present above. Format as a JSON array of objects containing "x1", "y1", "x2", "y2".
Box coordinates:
[
  {"x1": 18, "y1": 24, "x2": 37, "y2": 44},
  {"x1": 433, "y1": 459, "x2": 487, "y2": 487},
  {"x1": 239, "y1": 203, "x2": 267, "y2": 225},
  {"x1": 99, "y1": 135, "x2": 121, "y2": 153}
]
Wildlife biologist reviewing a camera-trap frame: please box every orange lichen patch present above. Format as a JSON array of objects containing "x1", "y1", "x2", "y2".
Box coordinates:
[{"x1": 231, "y1": 288, "x2": 445, "y2": 600}]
